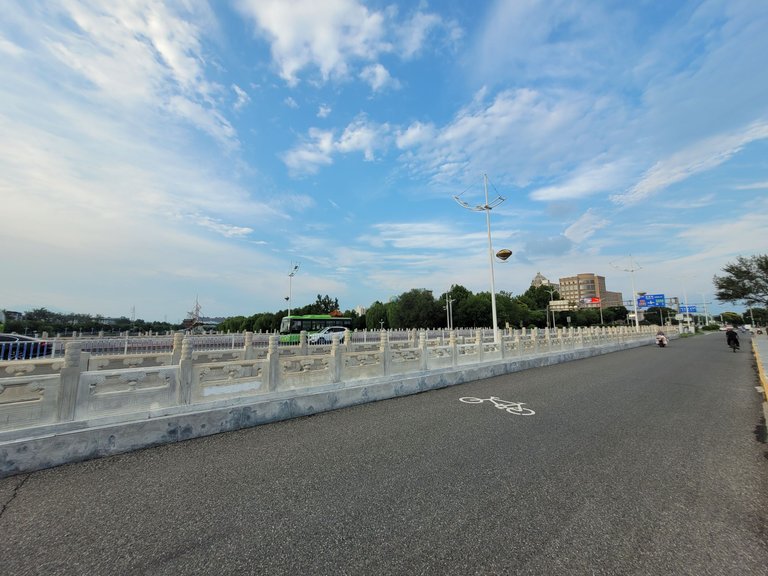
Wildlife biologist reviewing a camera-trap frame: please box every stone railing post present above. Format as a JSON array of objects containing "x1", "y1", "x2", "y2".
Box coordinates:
[
  {"x1": 419, "y1": 330, "x2": 428, "y2": 371},
  {"x1": 171, "y1": 332, "x2": 184, "y2": 365},
  {"x1": 57, "y1": 341, "x2": 84, "y2": 422},
  {"x1": 178, "y1": 337, "x2": 193, "y2": 405},
  {"x1": 475, "y1": 329, "x2": 484, "y2": 363},
  {"x1": 299, "y1": 331, "x2": 308, "y2": 356},
  {"x1": 449, "y1": 330, "x2": 458, "y2": 367},
  {"x1": 380, "y1": 331, "x2": 390, "y2": 375},
  {"x1": 331, "y1": 336, "x2": 342, "y2": 383},
  {"x1": 267, "y1": 335, "x2": 280, "y2": 392},
  {"x1": 243, "y1": 331, "x2": 255, "y2": 360}
]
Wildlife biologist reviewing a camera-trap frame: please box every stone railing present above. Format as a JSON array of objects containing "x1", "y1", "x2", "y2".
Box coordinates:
[{"x1": 0, "y1": 326, "x2": 663, "y2": 435}]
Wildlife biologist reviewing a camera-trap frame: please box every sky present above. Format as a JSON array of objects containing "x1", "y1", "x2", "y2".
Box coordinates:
[{"x1": 2, "y1": 0, "x2": 767, "y2": 323}]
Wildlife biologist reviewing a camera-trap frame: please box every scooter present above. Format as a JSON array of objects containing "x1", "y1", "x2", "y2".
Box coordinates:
[{"x1": 656, "y1": 335, "x2": 668, "y2": 347}]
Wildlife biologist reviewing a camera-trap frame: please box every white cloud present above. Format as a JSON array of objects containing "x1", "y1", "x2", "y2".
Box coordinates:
[
  {"x1": 284, "y1": 96, "x2": 299, "y2": 108},
  {"x1": 564, "y1": 209, "x2": 609, "y2": 243},
  {"x1": 530, "y1": 160, "x2": 632, "y2": 201},
  {"x1": 282, "y1": 118, "x2": 389, "y2": 173},
  {"x1": 337, "y1": 118, "x2": 389, "y2": 160},
  {"x1": 236, "y1": 0, "x2": 389, "y2": 86},
  {"x1": 232, "y1": 84, "x2": 250, "y2": 110},
  {"x1": 396, "y1": 121, "x2": 436, "y2": 149},
  {"x1": 282, "y1": 128, "x2": 336, "y2": 174},
  {"x1": 0, "y1": 35, "x2": 23, "y2": 57},
  {"x1": 612, "y1": 121, "x2": 768, "y2": 205},
  {"x1": 396, "y1": 10, "x2": 443, "y2": 58},
  {"x1": 236, "y1": 0, "x2": 457, "y2": 89},
  {"x1": 734, "y1": 181, "x2": 768, "y2": 190},
  {"x1": 191, "y1": 215, "x2": 255, "y2": 238},
  {"x1": 360, "y1": 63, "x2": 400, "y2": 92},
  {"x1": 317, "y1": 104, "x2": 332, "y2": 118}
]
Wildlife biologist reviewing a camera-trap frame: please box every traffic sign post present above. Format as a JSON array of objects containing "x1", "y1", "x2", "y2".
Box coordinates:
[{"x1": 637, "y1": 294, "x2": 666, "y2": 309}]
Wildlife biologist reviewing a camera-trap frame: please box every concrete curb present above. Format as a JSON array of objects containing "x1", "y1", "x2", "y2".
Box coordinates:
[
  {"x1": 1, "y1": 339, "x2": 647, "y2": 478},
  {"x1": 751, "y1": 337, "x2": 768, "y2": 435}
]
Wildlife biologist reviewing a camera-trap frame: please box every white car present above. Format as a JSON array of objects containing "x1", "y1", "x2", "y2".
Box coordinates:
[{"x1": 308, "y1": 326, "x2": 348, "y2": 344}]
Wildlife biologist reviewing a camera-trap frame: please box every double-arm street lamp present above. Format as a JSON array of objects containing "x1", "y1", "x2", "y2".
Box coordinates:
[
  {"x1": 611, "y1": 255, "x2": 641, "y2": 332},
  {"x1": 286, "y1": 262, "x2": 300, "y2": 318},
  {"x1": 454, "y1": 173, "x2": 505, "y2": 344}
]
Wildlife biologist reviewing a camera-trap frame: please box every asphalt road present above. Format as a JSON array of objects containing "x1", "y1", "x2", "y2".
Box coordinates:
[{"x1": 2, "y1": 332, "x2": 767, "y2": 575}]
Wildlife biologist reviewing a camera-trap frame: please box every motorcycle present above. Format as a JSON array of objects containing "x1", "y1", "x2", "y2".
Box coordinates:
[{"x1": 656, "y1": 335, "x2": 668, "y2": 347}]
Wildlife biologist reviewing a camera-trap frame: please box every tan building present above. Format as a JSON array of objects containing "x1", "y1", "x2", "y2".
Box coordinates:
[{"x1": 558, "y1": 273, "x2": 623, "y2": 309}]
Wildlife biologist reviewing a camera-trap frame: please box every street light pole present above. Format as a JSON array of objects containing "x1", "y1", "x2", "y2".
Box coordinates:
[
  {"x1": 611, "y1": 255, "x2": 641, "y2": 332},
  {"x1": 545, "y1": 287, "x2": 557, "y2": 329},
  {"x1": 453, "y1": 173, "x2": 505, "y2": 344},
  {"x1": 287, "y1": 262, "x2": 299, "y2": 319}
]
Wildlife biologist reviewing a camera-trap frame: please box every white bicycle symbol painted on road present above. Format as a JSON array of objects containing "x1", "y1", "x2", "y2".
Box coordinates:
[{"x1": 459, "y1": 396, "x2": 535, "y2": 416}]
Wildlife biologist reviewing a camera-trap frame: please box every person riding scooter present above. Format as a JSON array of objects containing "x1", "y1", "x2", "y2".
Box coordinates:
[
  {"x1": 656, "y1": 330, "x2": 668, "y2": 347},
  {"x1": 725, "y1": 327, "x2": 740, "y2": 351}
]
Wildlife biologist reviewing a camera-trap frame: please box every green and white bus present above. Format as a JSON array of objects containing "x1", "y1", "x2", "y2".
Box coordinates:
[{"x1": 279, "y1": 314, "x2": 353, "y2": 343}]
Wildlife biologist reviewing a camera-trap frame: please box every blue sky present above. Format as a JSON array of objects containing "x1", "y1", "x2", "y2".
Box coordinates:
[{"x1": 2, "y1": 0, "x2": 767, "y2": 322}]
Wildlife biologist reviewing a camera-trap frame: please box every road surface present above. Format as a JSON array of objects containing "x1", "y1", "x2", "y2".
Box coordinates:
[{"x1": 1, "y1": 332, "x2": 767, "y2": 575}]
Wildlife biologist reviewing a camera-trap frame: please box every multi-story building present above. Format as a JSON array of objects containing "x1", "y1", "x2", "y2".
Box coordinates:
[{"x1": 558, "y1": 273, "x2": 623, "y2": 309}]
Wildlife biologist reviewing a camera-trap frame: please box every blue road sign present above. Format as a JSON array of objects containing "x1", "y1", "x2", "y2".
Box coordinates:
[
  {"x1": 636, "y1": 294, "x2": 666, "y2": 309},
  {"x1": 680, "y1": 305, "x2": 697, "y2": 313}
]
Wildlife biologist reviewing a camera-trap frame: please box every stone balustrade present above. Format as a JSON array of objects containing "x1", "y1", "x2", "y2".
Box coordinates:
[{"x1": 0, "y1": 325, "x2": 661, "y2": 435}]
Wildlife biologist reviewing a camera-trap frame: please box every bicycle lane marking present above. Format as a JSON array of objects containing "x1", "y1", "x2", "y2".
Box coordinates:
[{"x1": 459, "y1": 396, "x2": 535, "y2": 416}]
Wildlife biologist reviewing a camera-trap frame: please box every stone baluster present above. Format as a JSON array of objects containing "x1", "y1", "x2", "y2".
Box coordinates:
[
  {"x1": 331, "y1": 335, "x2": 342, "y2": 383},
  {"x1": 267, "y1": 335, "x2": 280, "y2": 392},
  {"x1": 178, "y1": 337, "x2": 193, "y2": 405},
  {"x1": 380, "y1": 330, "x2": 390, "y2": 375},
  {"x1": 244, "y1": 331, "x2": 255, "y2": 360},
  {"x1": 171, "y1": 332, "x2": 184, "y2": 365},
  {"x1": 449, "y1": 329, "x2": 458, "y2": 367},
  {"x1": 418, "y1": 330, "x2": 428, "y2": 371},
  {"x1": 58, "y1": 341, "x2": 83, "y2": 422}
]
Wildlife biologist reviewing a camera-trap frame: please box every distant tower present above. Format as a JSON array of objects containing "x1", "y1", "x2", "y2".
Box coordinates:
[{"x1": 184, "y1": 297, "x2": 202, "y2": 329}]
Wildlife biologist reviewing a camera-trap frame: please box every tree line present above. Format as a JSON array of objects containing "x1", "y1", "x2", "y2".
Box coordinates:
[
  {"x1": 4, "y1": 254, "x2": 766, "y2": 335},
  {"x1": 0, "y1": 308, "x2": 176, "y2": 336}
]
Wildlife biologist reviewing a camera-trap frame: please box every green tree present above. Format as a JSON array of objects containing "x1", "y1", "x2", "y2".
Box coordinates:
[
  {"x1": 457, "y1": 293, "x2": 492, "y2": 328},
  {"x1": 496, "y1": 291, "x2": 529, "y2": 328},
  {"x1": 517, "y1": 285, "x2": 560, "y2": 311},
  {"x1": 306, "y1": 294, "x2": 340, "y2": 314},
  {"x1": 365, "y1": 301, "x2": 389, "y2": 330},
  {"x1": 714, "y1": 254, "x2": 768, "y2": 307},
  {"x1": 389, "y1": 289, "x2": 442, "y2": 329},
  {"x1": 720, "y1": 311, "x2": 744, "y2": 325}
]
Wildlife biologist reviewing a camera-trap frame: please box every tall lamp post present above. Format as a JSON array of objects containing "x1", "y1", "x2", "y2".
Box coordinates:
[
  {"x1": 454, "y1": 174, "x2": 505, "y2": 344},
  {"x1": 611, "y1": 255, "x2": 641, "y2": 332},
  {"x1": 545, "y1": 287, "x2": 557, "y2": 329},
  {"x1": 286, "y1": 262, "x2": 299, "y2": 319},
  {"x1": 444, "y1": 292, "x2": 455, "y2": 330}
]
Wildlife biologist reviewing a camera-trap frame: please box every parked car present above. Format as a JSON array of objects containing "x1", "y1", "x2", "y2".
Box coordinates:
[
  {"x1": 308, "y1": 326, "x2": 348, "y2": 345},
  {"x1": 0, "y1": 333, "x2": 53, "y2": 360}
]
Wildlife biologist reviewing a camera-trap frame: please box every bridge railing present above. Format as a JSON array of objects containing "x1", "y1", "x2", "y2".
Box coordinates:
[{"x1": 0, "y1": 326, "x2": 664, "y2": 434}]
